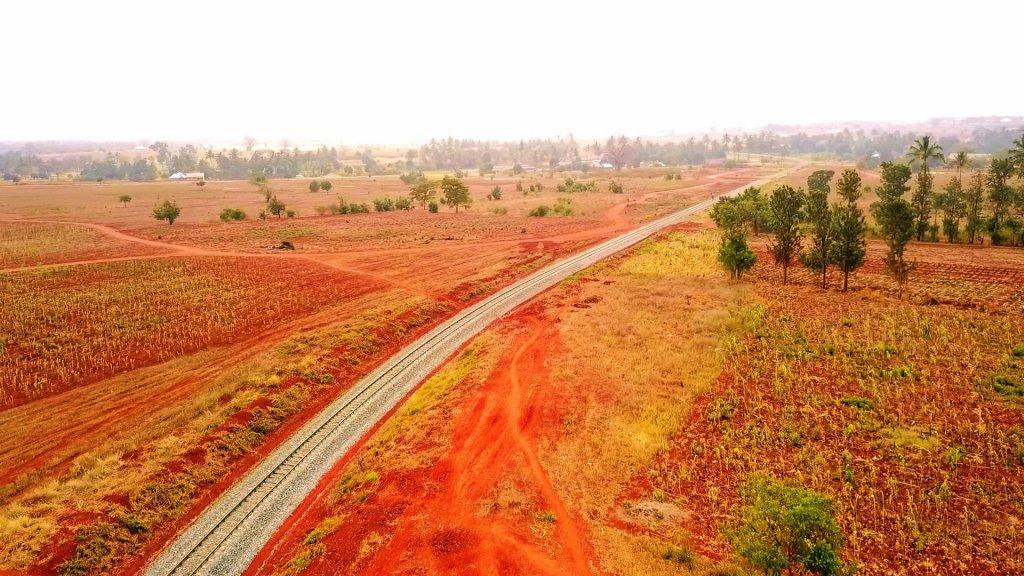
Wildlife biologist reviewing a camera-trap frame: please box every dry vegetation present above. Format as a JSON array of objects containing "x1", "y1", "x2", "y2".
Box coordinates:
[
  {"x1": 249, "y1": 230, "x2": 756, "y2": 575},
  {"x1": 0, "y1": 163, "x2": 774, "y2": 575},
  {"x1": 0, "y1": 222, "x2": 170, "y2": 269},
  {"x1": 0, "y1": 295, "x2": 451, "y2": 575},
  {"x1": 0, "y1": 257, "x2": 378, "y2": 407},
  {"x1": 251, "y1": 227, "x2": 1024, "y2": 576}
]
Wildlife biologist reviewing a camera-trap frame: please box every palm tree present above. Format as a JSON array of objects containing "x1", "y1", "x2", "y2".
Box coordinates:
[
  {"x1": 947, "y1": 150, "x2": 973, "y2": 181},
  {"x1": 906, "y1": 136, "x2": 945, "y2": 241},
  {"x1": 907, "y1": 135, "x2": 945, "y2": 169}
]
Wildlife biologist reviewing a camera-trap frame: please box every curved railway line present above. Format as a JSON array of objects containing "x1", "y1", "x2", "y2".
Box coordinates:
[{"x1": 144, "y1": 167, "x2": 794, "y2": 576}]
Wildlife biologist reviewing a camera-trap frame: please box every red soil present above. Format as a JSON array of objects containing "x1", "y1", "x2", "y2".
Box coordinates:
[{"x1": 249, "y1": 308, "x2": 594, "y2": 576}]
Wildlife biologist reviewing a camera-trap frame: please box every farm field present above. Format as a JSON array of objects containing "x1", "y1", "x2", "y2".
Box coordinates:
[
  {"x1": 0, "y1": 164, "x2": 770, "y2": 575},
  {"x1": 250, "y1": 227, "x2": 1024, "y2": 576},
  {"x1": 0, "y1": 222, "x2": 172, "y2": 269}
]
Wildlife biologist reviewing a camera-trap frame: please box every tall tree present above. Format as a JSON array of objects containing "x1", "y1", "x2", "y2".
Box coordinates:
[
  {"x1": 964, "y1": 170, "x2": 986, "y2": 245},
  {"x1": 736, "y1": 186, "x2": 771, "y2": 235},
  {"x1": 936, "y1": 177, "x2": 966, "y2": 242},
  {"x1": 871, "y1": 162, "x2": 915, "y2": 298},
  {"x1": 710, "y1": 197, "x2": 757, "y2": 279},
  {"x1": 832, "y1": 169, "x2": 867, "y2": 291},
  {"x1": 907, "y1": 136, "x2": 944, "y2": 241},
  {"x1": 1009, "y1": 134, "x2": 1024, "y2": 178},
  {"x1": 987, "y1": 157, "x2": 1015, "y2": 245},
  {"x1": 768, "y1": 185, "x2": 805, "y2": 284},
  {"x1": 801, "y1": 170, "x2": 836, "y2": 289},
  {"x1": 409, "y1": 179, "x2": 439, "y2": 209},
  {"x1": 439, "y1": 175, "x2": 471, "y2": 213}
]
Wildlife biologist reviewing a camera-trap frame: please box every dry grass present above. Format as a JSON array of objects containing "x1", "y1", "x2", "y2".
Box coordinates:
[
  {"x1": 0, "y1": 222, "x2": 168, "y2": 269},
  {"x1": 0, "y1": 256, "x2": 376, "y2": 407},
  {"x1": 0, "y1": 295, "x2": 449, "y2": 574},
  {"x1": 541, "y1": 230, "x2": 755, "y2": 575},
  {"x1": 622, "y1": 267, "x2": 1024, "y2": 574}
]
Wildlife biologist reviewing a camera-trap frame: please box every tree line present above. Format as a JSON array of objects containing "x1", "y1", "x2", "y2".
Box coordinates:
[
  {"x1": 4, "y1": 126, "x2": 1022, "y2": 182},
  {"x1": 712, "y1": 135, "x2": 1024, "y2": 294}
]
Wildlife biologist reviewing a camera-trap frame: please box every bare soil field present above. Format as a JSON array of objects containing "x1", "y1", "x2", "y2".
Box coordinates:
[
  {"x1": 250, "y1": 229, "x2": 1024, "y2": 576},
  {"x1": 0, "y1": 165, "x2": 771, "y2": 575}
]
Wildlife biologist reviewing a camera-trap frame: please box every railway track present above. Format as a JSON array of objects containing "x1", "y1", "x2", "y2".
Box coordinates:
[{"x1": 145, "y1": 167, "x2": 794, "y2": 576}]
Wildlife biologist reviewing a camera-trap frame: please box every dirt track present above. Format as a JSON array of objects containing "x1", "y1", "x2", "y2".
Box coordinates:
[{"x1": 141, "y1": 165, "x2": 796, "y2": 576}]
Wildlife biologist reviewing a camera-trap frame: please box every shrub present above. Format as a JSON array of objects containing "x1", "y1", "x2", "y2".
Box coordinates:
[
  {"x1": 286, "y1": 209, "x2": 296, "y2": 218},
  {"x1": 552, "y1": 197, "x2": 573, "y2": 216},
  {"x1": 394, "y1": 197, "x2": 413, "y2": 211},
  {"x1": 488, "y1": 186, "x2": 502, "y2": 200},
  {"x1": 152, "y1": 200, "x2": 181, "y2": 225},
  {"x1": 308, "y1": 180, "x2": 320, "y2": 193},
  {"x1": 718, "y1": 233, "x2": 756, "y2": 279},
  {"x1": 428, "y1": 201, "x2": 439, "y2": 213},
  {"x1": 557, "y1": 177, "x2": 597, "y2": 193},
  {"x1": 608, "y1": 180, "x2": 624, "y2": 194},
  {"x1": 661, "y1": 545, "x2": 696, "y2": 567},
  {"x1": 373, "y1": 197, "x2": 395, "y2": 212},
  {"x1": 219, "y1": 207, "x2": 247, "y2": 222},
  {"x1": 535, "y1": 510, "x2": 557, "y2": 523},
  {"x1": 839, "y1": 397, "x2": 873, "y2": 411},
  {"x1": 529, "y1": 205, "x2": 551, "y2": 217},
  {"x1": 727, "y1": 473, "x2": 846, "y2": 576},
  {"x1": 320, "y1": 180, "x2": 333, "y2": 192}
]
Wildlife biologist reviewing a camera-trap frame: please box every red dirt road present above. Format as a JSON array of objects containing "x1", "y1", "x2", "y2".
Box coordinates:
[{"x1": 250, "y1": 310, "x2": 593, "y2": 576}]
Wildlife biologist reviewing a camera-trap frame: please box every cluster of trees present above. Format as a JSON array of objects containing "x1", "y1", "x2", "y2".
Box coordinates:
[
  {"x1": 158, "y1": 144, "x2": 345, "y2": 179},
  {"x1": 892, "y1": 136, "x2": 1024, "y2": 247},
  {"x1": 712, "y1": 171, "x2": 869, "y2": 291},
  {"x1": 308, "y1": 179, "x2": 333, "y2": 193},
  {"x1": 406, "y1": 175, "x2": 471, "y2": 212},
  {"x1": 713, "y1": 134, "x2": 1024, "y2": 295}
]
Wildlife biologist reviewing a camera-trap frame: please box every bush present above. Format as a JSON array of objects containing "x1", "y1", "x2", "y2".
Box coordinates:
[
  {"x1": 557, "y1": 177, "x2": 597, "y2": 193},
  {"x1": 718, "y1": 234, "x2": 756, "y2": 279},
  {"x1": 488, "y1": 186, "x2": 502, "y2": 200},
  {"x1": 727, "y1": 473, "x2": 846, "y2": 576},
  {"x1": 308, "y1": 180, "x2": 321, "y2": 193},
  {"x1": 552, "y1": 197, "x2": 573, "y2": 215},
  {"x1": 152, "y1": 200, "x2": 181, "y2": 225},
  {"x1": 608, "y1": 180, "x2": 624, "y2": 194},
  {"x1": 428, "y1": 201, "x2": 439, "y2": 213},
  {"x1": 373, "y1": 197, "x2": 395, "y2": 212},
  {"x1": 395, "y1": 197, "x2": 413, "y2": 211},
  {"x1": 661, "y1": 545, "x2": 695, "y2": 567},
  {"x1": 219, "y1": 207, "x2": 247, "y2": 222},
  {"x1": 529, "y1": 205, "x2": 551, "y2": 217}
]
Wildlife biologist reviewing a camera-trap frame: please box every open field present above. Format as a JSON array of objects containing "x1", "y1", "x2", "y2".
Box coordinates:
[
  {"x1": 0, "y1": 167, "x2": 758, "y2": 228},
  {"x1": 0, "y1": 222, "x2": 171, "y2": 269},
  {"x1": 0, "y1": 165, "x2": 773, "y2": 575},
  {"x1": 249, "y1": 227, "x2": 1024, "y2": 576},
  {"x1": 0, "y1": 257, "x2": 379, "y2": 408}
]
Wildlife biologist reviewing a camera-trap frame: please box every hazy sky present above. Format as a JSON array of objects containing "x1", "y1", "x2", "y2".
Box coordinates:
[{"x1": 3, "y1": 0, "x2": 1021, "y2": 145}]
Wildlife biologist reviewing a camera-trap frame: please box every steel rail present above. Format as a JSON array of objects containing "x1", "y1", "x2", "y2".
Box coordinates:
[{"x1": 145, "y1": 168, "x2": 792, "y2": 576}]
